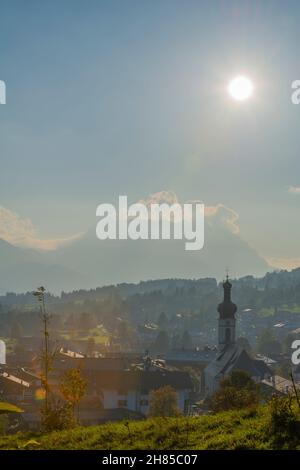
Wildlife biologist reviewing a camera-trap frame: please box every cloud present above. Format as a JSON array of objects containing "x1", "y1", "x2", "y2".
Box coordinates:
[
  {"x1": 138, "y1": 191, "x2": 240, "y2": 234},
  {"x1": 0, "y1": 193, "x2": 240, "y2": 251},
  {"x1": 288, "y1": 186, "x2": 300, "y2": 194},
  {"x1": 138, "y1": 190, "x2": 178, "y2": 207},
  {"x1": 0, "y1": 206, "x2": 83, "y2": 251},
  {"x1": 205, "y1": 204, "x2": 240, "y2": 234},
  {"x1": 266, "y1": 257, "x2": 300, "y2": 271}
]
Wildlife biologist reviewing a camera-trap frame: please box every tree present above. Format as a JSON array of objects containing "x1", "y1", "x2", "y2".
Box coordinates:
[
  {"x1": 236, "y1": 336, "x2": 252, "y2": 353},
  {"x1": 0, "y1": 416, "x2": 8, "y2": 436},
  {"x1": 260, "y1": 339, "x2": 282, "y2": 356},
  {"x1": 64, "y1": 313, "x2": 78, "y2": 330},
  {"x1": 181, "y1": 330, "x2": 193, "y2": 349},
  {"x1": 267, "y1": 395, "x2": 300, "y2": 449},
  {"x1": 86, "y1": 337, "x2": 96, "y2": 356},
  {"x1": 211, "y1": 370, "x2": 260, "y2": 412},
  {"x1": 33, "y1": 286, "x2": 51, "y2": 413},
  {"x1": 60, "y1": 368, "x2": 87, "y2": 421},
  {"x1": 49, "y1": 314, "x2": 63, "y2": 332},
  {"x1": 10, "y1": 321, "x2": 22, "y2": 340},
  {"x1": 257, "y1": 329, "x2": 281, "y2": 356},
  {"x1": 171, "y1": 333, "x2": 181, "y2": 349},
  {"x1": 283, "y1": 333, "x2": 296, "y2": 354},
  {"x1": 0, "y1": 402, "x2": 23, "y2": 436},
  {"x1": 78, "y1": 312, "x2": 97, "y2": 331},
  {"x1": 153, "y1": 331, "x2": 169, "y2": 354},
  {"x1": 41, "y1": 399, "x2": 75, "y2": 432},
  {"x1": 116, "y1": 319, "x2": 133, "y2": 342},
  {"x1": 157, "y1": 312, "x2": 168, "y2": 330},
  {"x1": 149, "y1": 386, "x2": 181, "y2": 417}
]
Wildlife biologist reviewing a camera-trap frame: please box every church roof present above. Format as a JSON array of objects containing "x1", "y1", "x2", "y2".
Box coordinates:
[{"x1": 205, "y1": 345, "x2": 272, "y2": 379}]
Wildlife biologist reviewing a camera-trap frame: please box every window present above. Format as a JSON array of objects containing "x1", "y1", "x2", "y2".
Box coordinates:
[
  {"x1": 140, "y1": 399, "x2": 148, "y2": 406},
  {"x1": 117, "y1": 399, "x2": 127, "y2": 407}
]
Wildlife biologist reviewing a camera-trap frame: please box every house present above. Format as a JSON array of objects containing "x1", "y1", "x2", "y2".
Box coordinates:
[
  {"x1": 166, "y1": 346, "x2": 217, "y2": 368},
  {"x1": 204, "y1": 277, "x2": 273, "y2": 396},
  {"x1": 53, "y1": 354, "x2": 133, "y2": 372},
  {"x1": 293, "y1": 363, "x2": 300, "y2": 382},
  {"x1": 0, "y1": 339, "x2": 5, "y2": 364},
  {"x1": 47, "y1": 353, "x2": 193, "y2": 418},
  {"x1": 0, "y1": 367, "x2": 41, "y2": 403},
  {"x1": 261, "y1": 375, "x2": 300, "y2": 397},
  {"x1": 84, "y1": 368, "x2": 193, "y2": 415}
]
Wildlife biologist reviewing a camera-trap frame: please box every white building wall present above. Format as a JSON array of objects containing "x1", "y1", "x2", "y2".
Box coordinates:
[
  {"x1": 102, "y1": 388, "x2": 190, "y2": 414},
  {"x1": 127, "y1": 390, "x2": 138, "y2": 411},
  {"x1": 103, "y1": 389, "x2": 118, "y2": 408},
  {"x1": 0, "y1": 340, "x2": 6, "y2": 365}
]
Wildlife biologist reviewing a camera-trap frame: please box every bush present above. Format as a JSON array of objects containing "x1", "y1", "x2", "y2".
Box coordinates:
[
  {"x1": 211, "y1": 370, "x2": 260, "y2": 412},
  {"x1": 41, "y1": 400, "x2": 76, "y2": 432},
  {"x1": 267, "y1": 395, "x2": 300, "y2": 449},
  {"x1": 0, "y1": 416, "x2": 8, "y2": 435},
  {"x1": 149, "y1": 386, "x2": 181, "y2": 418}
]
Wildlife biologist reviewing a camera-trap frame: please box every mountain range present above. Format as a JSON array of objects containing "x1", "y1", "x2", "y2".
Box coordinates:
[{"x1": 0, "y1": 221, "x2": 270, "y2": 294}]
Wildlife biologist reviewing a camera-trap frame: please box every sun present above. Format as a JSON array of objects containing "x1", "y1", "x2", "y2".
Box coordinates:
[{"x1": 228, "y1": 76, "x2": 253, "y2": 101}]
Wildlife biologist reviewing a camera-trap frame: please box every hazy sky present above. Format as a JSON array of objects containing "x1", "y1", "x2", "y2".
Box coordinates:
[{"x1": 1, "y1": 0, "x2": 300, "y2": 269}]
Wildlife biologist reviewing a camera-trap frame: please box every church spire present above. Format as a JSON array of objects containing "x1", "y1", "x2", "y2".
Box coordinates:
[
  {"x1": 223, "y1": 275, "x2": 232, "y2": 302},
  {"x1": 217, "y1": 274, "x2": 237, "y2": 349},
  {"x1": 218, "y1": 276, "x2": 237, "y2": 319}
]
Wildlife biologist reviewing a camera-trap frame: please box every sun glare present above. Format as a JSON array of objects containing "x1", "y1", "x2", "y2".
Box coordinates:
[{"x1": 228, "y1": 76, "x2": 253, "y2": 101}]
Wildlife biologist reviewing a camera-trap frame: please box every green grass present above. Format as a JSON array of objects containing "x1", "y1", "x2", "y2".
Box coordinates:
[
  {"x1": 258, "y1": 305, "x2": 300, "y2": 316},
  {"x1": 59, "y1": 327, "x2": 109, "y2": 345},
  {"x1": 258, "y1": 308, "x2": 276, "y2": 317},
  {"x1": 283, "y1": 305, "x2": 300, "y2": 314},
  {"x1": 0, "y1": 406, "x2": 295, "y2": 450}
]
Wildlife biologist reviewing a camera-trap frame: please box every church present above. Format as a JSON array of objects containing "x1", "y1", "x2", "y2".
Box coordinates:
[{"x1": 204, "y1": 276, "x2": 272, "y2": 396}]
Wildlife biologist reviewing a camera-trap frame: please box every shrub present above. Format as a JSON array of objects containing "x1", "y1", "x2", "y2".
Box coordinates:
[
  {"x1": 211, "y1": 370, "x2": 260, "y2": 412},
  {"x1": 267, "y1": 395, "x2": 300, "y2": 449},
  {"x1": 149, "y1": 386, "x2": 181, "y2": 417},
  {"x1": 41, "y1": 400, "x2": 76, "y2": 432}
]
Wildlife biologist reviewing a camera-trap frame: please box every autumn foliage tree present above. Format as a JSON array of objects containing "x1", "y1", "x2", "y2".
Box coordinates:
[
  {"x1": 149, "y1": 386, "x2": 181, "y2": 417},
  {"x1": 60, "y1": 368, "x2": 87, "y2": 421},
  {"x1": 211, "y1": 370, "x2": 260, "y2": 412}
]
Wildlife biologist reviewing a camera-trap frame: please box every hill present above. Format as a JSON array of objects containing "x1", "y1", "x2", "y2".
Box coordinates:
[
  {"x1": 0, "y1": 406, "x2": 297, "y2": 450},
  {"x1": 0, "y1": 209, "x2": 270, "y2": 294},
  {"x1": 48, "y1": 224, "x2": 269, "y2": 290},
  {"x1": 0, "y1": 238, "x2": 88, "y2": 294}
]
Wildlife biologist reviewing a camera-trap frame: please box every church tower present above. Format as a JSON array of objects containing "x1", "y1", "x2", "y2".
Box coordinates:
[{"x1": 217, "y1": 276, "x2": 237, "y2": 350}]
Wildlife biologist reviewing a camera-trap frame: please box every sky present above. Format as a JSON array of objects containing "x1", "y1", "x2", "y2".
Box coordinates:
[{"x1": 1, "y1": 0, "x2": 300, "y2": 270}]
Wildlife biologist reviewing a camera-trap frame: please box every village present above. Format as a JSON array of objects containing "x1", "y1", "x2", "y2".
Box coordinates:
[{"x1": 1, "y1": 274, "x2": 300, "y2": 432}]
